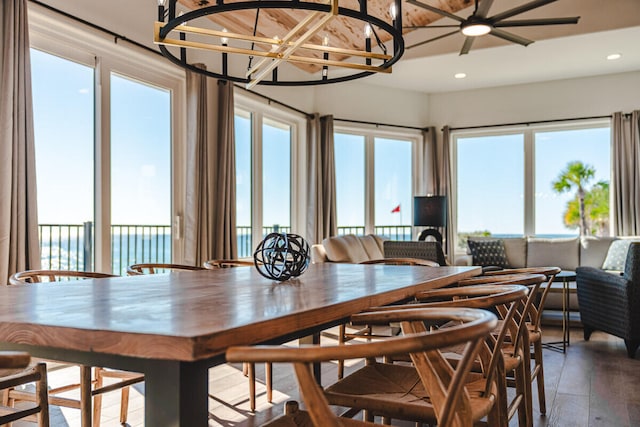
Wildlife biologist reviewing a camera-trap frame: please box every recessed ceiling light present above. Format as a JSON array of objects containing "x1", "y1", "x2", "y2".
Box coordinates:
[
  {"x1": 607, "y1": 53, "x2": 622, "y2": 61},
  {"x1": 454, "y1": 73, "x2": 467, "y2": 79}
]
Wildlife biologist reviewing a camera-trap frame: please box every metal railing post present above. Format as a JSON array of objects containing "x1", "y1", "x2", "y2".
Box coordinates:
[{"x1": 83, "y1": 221, "x2": 93, "y2": 272}]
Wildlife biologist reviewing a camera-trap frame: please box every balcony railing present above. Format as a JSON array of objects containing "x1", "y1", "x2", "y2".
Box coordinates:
[{"x1": 39, "y1": 223, "x2": 411, "y2": 273}]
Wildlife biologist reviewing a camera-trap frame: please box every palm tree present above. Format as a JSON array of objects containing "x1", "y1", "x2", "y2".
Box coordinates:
[
  {"x1": 552, "y1": 161, "x2": 596, "y2": 236},
  {"x1": 563, "y1": 181, "x2": 609, "y2": 235}
]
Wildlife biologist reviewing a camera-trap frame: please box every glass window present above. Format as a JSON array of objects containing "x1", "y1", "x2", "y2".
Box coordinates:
[
  {"x1": 457, "y1": 133, "x2": 525, "y2": 244},
  {"x1": 31, "y1": 48, "x2": 94, "y2": 270},
  {"x1": 335, "y1": 133, "x2": 365, "y2": 235},
  {"x1": 262, "y1": 117, "x2": 291, "y2": 235},
  {"x1": 455, "y1": 122, "x2": 611, "y2": 251},
  {"x1": 235, "y1": 109, "x2": 252, "y2": 257},
  {"x1": 334, "y1": 129, "x2": 418, "y2": 239},
  {"x1": 110, "y1": 73, "x2": 172, "y2": 275},
  {"x1": 534, "y1": 127, "x2": 611, "y2": 236},
  {"x1": 374, "y1": 137, "x2": 413, "y2": 240}
]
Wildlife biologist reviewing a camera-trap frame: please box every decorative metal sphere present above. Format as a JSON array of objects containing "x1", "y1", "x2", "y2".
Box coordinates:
[{"x1": 253, "y1": 233, "x2": 310, "y2": 281}]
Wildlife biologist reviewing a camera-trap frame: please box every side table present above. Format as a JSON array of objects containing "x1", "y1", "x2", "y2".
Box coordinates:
[{"x1": 542, "y1": 270, "x2": 575, "y2": 353}]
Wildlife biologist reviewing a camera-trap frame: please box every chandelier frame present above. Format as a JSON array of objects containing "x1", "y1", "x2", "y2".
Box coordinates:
[{"x1": 155, "y1": 0, "x2": 404, "y2": 87}]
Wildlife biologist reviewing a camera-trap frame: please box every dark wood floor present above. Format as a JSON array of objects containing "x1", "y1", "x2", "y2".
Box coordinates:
[{"x1": 14, "y1": 325, "x2": 640, "y2": 426}]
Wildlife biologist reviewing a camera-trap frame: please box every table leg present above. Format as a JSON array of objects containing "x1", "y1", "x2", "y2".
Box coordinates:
[
  {"x1": 299, "y1": 333, "x2": 322, "y2": 385},
  {"x1": 144, "y1": 360, "x2": 209, "y2": 426},
  {"x1": 564, "y1": 277, "x2": 570, "y2": 349}
]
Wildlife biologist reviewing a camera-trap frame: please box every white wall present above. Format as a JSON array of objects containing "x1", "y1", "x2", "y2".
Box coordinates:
[
  {"x1": 313, "y1": 81, "x2": 429, "y2": 128},
  {"x1": 428, "y1": 71, "x2": 640, "y2": 129}
]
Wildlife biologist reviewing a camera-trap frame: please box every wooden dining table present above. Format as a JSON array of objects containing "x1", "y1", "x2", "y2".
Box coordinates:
[{"x1": 0, "y1": 262, "x2": 480, "y2": 426}]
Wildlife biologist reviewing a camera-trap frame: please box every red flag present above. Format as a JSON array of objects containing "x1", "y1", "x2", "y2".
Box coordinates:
[{"x1": 391, "y1": 204, "x2": 401, "y2": 213}]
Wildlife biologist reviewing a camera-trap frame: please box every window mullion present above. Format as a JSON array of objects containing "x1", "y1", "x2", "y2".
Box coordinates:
[
  {"x1": 524, "y1": 130, "x2": 535, "y2": 236},
  {"x1": 365, "y1": 134, "x2": 375, "y2": 235}
]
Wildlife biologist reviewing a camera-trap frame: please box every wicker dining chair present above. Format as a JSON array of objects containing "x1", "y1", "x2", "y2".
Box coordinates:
[
  {"x1": 126, "y1": 263, "x2": 206, "y2": 275},
  {"x1": 0, "y1": 352, "x2": 49, "y2": 426},
  {"x1": 480, "y1": 266, "x2": 561, "y2": 417},
  {"x1": 456, "y1": 272, "x2": 551, "y2": 427},
  {"x1": 329, "y1": 257, "x2": 440, "y2": 379},
  {"x1": 8, "y1": 270, "x2": 144, "y2": 427},
  {"x1": 332, "y1": 282, "x2": 532, "y2": 427},
  {"x1": 227, "y1": 307, "x2": 498, "y2": 427},
  {"x1": 203, "y1": 258, "x2": 272, "y2": 412}
]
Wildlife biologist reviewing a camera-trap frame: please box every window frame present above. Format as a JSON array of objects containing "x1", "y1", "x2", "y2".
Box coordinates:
[
  {"x1": 234, "y1": 92, "x2": 307, "y2": 251},
  {"x1": 29, "y1": 4, "x2": 186, "y2": 271},
  {"x1": 333, "y1": 123, "x2": 424, "y2": 236},
  {"x1": 451, "y1": 118, "x2": 612, "y2": 253}
]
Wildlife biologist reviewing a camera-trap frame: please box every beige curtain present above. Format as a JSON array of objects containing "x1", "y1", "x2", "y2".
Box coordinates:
[
  {"x1": 433, "y1": 126, "x2": 453, "y2": 257},
  {"x1": 0, "y1": 0, "x2": 41, "y2": 283},
  {"x1": 612, "y1": 110, "x2": 640, "y2": 236},
  {"x1": 184, "y1": 66, "x2": 237, "y2": 266},
  {"x1": 306, "y1": 114, "x2": 337, "y2": 243}
]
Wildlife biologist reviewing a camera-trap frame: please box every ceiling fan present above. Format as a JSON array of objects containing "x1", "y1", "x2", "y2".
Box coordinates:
[{"x1": 405, "y1": 0, "x2": 580, "y2": 54}]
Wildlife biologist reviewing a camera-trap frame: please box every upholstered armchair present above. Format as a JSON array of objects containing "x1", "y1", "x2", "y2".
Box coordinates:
[{"x1": 576, "y1": 242, "x2": 640, "y2": 358}]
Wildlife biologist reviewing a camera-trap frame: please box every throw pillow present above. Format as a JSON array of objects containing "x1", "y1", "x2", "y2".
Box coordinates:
[
  {"x1": 467, "y1": 239, "x2": 509, "y2": 268},
  {"x1": 602, "y1": 239, "x2": 636, "y2": 271}
]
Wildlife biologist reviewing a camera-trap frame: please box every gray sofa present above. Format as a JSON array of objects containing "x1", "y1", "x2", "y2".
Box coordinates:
[{"x1": 456, "y1": 235, "x2": 640, "y2": 315}]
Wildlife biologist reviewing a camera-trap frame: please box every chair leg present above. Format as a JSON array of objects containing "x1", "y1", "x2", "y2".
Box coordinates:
[
  {"x1": 338, "y1": 324, "x2": 346, "y2": 379},
  {"x1": 625, "y1": 340, "x2": 640, "y2": 358},
  {"x1": 248, "y1": 363, "x2": 256, "y2": 412},
  {"x1": 93, "y1": 368, "x2": 103, "y2": 427},
  {"x1": 119, "y1": 386, "x2": 130, "y2": 424},
  {"x1": 583, "y1": 325, "x2": 594, "y2": 341},
  {"x1": 35, "y1": 363, "x2": 50, "y2": 427},
  {"x1": 266, "y1": 363, "x2": 273, "y2": 403},
  {"x1": 533, "y1": 340, "x2": 546, "y2": 415},
  {"x1": 80, "y1": 366, "x2": 92, "y2": 427}
]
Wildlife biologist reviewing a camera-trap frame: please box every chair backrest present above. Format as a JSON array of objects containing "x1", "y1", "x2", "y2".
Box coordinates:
[
  {"x1": 384, "y1": 240, "x2": 447, "y2": 266},
  {"x1": 9, "y1": 269, "x2": 117, "y2": 285},
  {"x1": 203, "y1": 259, "x2": 254, "y2": 269},
  {"x1": 227, "y1": 307, "x2": 497, "y2": 427},
  {"x1": 359, "y1": 257, "x2": 439, "y2": 267},
  {"x1": 473, "y1": 266, "x2": 561, "y2": 328},
  {"x1": 624, "y1": 242, "x2": 640, "y2": 282},
  {"x1": 127, "y1": 263, "x2": 205, "y2": 275}
]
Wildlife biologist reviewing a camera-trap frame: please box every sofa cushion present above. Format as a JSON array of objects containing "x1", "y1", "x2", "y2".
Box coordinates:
[
  {"x1": 580, "y1": 236, "x2": 617, "y2": 268},
  {"x1": 467, "y1": 239, "x2": 509, "y2": 268},
  {"x1": 602, "y1": 239, "x2": 635, "y2": 271},
  {"x1": 527, "y1": 237, "x2": 579, "y2": 271},
  {"x1": 322, "y1": 234, "x2": 384, "y2": 263}
]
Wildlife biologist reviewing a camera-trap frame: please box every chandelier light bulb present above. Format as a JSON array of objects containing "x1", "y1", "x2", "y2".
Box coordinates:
[
  {"x1": 389, "y1": 3, "x2": 397, "y2": 20},
  {"x1": 271, "y1": 35, "x2": 281, "y2": 50},
  {"x1": 157, "y1": 0, "x2": 166, "y2": 6},
  {"x1": 322, "y1": 35, "x2": 329, "y2": 47},
  {"x1": 364, "y1": 24, "x2": 372, "y2": 38},
  {"x1": 220, "y1": 28, "x2": 229, "y2": 45}
]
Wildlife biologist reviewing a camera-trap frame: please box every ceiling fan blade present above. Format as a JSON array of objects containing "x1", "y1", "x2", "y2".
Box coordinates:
[
  {"x1": 490, "y1": 0, "x2": 556, "y2": 22},
  {"x1": 459, "y1": 36, "x2": 475, "y2": 55},
  {"x1": 403, "y1": 24, "x2": 461, "y2": 29},
  {"x1": 406, "y1": 0, "x2": 465, "y2": 23},
  {"x1": 494, "y1": 17, "x2": 580, "y2": 27},
  {"x1": 475, "y1": 0, "x2": 495, "y2": 18},
  {"x1": 407, "y1": 30, "x2": 459, "y2": 50},
  {"x1": 489, "y1": 28, "x2": 534, "y2": 46}
]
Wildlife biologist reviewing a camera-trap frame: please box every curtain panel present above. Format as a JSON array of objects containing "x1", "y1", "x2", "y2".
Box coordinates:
[
  {"x1": 0, "y1": 0, "x2": 41, "y2": 282},
  {"x1": 306, "y1": 114, "x2": 337, "y2": 243},
  {"x1": 184, "y1": 67, "x2": 237, "y2": 266},
  {"x1": 612, "y1": 110, "x2": 640, "y2": 236}
]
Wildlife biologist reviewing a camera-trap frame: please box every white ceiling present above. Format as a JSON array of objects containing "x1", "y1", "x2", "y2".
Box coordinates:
[{"x1": 36, "y1": 0, "x2": 640, "y2": 95}]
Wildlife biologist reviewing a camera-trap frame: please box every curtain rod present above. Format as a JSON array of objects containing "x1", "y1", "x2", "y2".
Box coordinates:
[
  {"x1": 334, "y1": 118, "x2": 427, "y2": 131},
  {"x1": 444, "y1": 113, "x2": 631, "y2": 132},
  {"x1": 29, "y1": 0, "x2": 163, "y2": 58}
]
